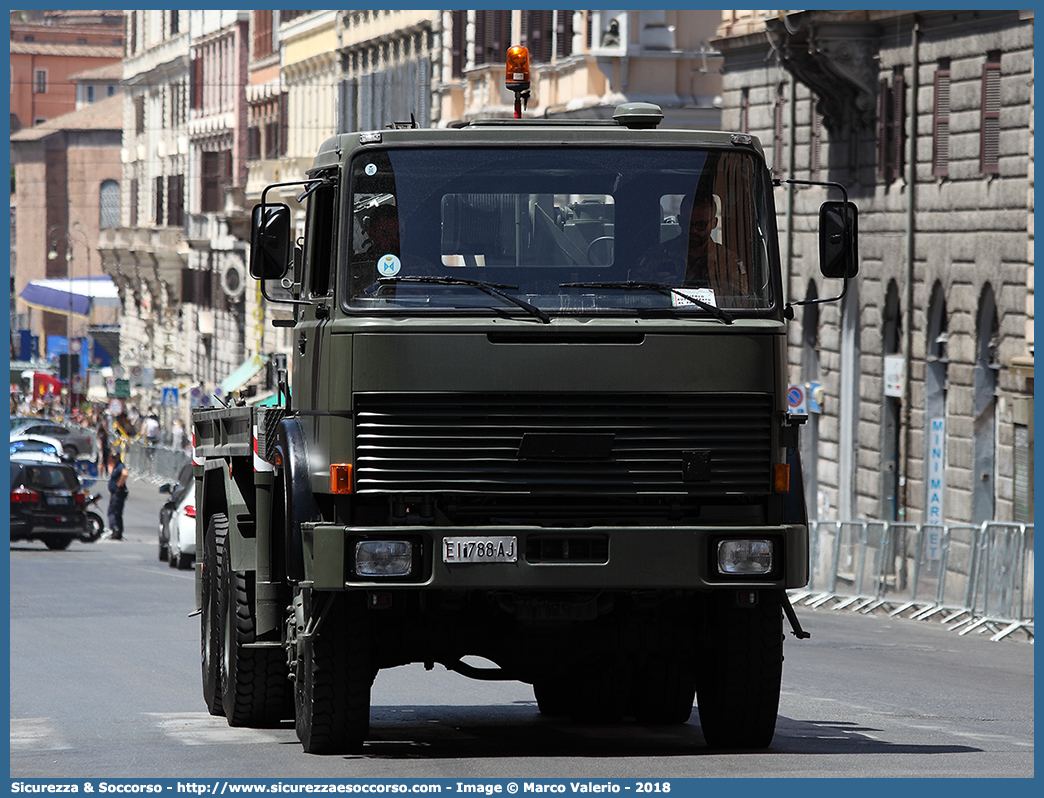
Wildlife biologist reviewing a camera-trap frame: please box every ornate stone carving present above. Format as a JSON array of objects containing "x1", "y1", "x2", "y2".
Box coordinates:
[{"x1": 767, "y1": 17, "x2": 880, "y2": 135}]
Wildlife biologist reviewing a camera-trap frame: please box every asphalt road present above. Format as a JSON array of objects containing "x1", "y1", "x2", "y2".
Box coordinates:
[{"x1": 8, "y1": 477, "x2": 1034, "y2": 780}]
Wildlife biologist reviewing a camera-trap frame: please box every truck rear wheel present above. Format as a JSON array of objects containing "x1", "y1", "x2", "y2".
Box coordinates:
[
  {"x1": 200, "y1": 514, "x2": 226, "y2": 717},
  {"x1": 221, "y1": 531, "x2": 291, "y2": 727},
  {"x1": 695, "y1": 591, "x2": 783, "y2": 749},
  {"x1": 294, "y1": 590, "x2": 374, "y2": 754}
]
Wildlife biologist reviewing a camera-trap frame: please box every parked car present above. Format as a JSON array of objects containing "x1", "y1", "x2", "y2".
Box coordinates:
[
  {"x1": 158, "y1": 462, "x2": 194, "y2": 563},
  {"x1": 10, "y1": 434, "x2": 72, "y2": 463},
  {"x1": 167, "y1": 489, "x2": 197, "y2": 570},
  {"x1": 10, "y1": 459, "x2": 88, "y2": 550},
  {"x1": 11, "y1": 420, "x2": 94, "y2": 460}
]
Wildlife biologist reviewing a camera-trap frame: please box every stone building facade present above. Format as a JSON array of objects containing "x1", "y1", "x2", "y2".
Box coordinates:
[{"x1": 715, "y1": 10, "x2": 1034, "y2": 526}]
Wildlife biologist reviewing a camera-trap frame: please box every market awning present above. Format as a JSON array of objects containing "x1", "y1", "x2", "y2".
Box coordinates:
[
  {"x1": 219, "y1": 353, "x2": 269, "y2": 394},
  {"x1": 19, "y1": 276, "x2": 121, "y2": 317}
]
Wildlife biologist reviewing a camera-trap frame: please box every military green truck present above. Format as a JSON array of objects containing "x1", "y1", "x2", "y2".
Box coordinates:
[{"x1": 192, "y1": 77, "x2": 857, "y2": 754}]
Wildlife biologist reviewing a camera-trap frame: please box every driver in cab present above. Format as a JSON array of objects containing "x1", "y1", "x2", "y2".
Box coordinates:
[{"x1": 635, "y1": 189, "x2": 751, "y2": 305}]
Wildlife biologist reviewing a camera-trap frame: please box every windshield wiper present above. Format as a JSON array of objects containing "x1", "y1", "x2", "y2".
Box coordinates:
[
  {"x1": 379, "y1": 275, "x2": 551, "y2": 324},
  {"x1": 560, "y1": 281, "x2": 734, "y2": 325}
]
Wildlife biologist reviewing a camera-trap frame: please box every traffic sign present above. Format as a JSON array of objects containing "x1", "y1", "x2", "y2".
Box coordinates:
[{"x1": 787, "y1": 384, "x2": 808, "y2": 415}]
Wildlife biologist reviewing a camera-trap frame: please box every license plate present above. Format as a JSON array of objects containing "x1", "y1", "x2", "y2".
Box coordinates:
[
  {"x1": 442, "y1": 536, "x2": 518, "y2": 563},
  {"x1": 46, "y1": 496, "x2": 70, "y2": 506}
]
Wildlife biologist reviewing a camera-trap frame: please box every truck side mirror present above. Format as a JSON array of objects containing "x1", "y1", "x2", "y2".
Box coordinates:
[
  {"x1": 249, "y1": 202, "x2": 292, "y2": 281},
  {"x1": 819, "y1": 201, "x2": 858, "y2": 279}
]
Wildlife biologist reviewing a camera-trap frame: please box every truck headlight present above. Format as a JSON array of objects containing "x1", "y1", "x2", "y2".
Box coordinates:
[
  {"x1": 717, "y1": 539, "x2": 774, "y2": 575},
  {"x1": 355, "y1": 540, "x2": 413, "y2": 577}
]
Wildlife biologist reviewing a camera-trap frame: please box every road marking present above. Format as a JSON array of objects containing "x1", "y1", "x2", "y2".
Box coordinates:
[
  {"x1": 146, "y1": 712, "x2": 289, "y2": 745},
  {"x1": 10, "y1": 718, "x2": 71, "y2": 750}
]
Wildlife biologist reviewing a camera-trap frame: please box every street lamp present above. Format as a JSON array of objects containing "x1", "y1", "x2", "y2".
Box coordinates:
[{"x1": 47, "y1": 223, "x2": 90, "y2": 415}]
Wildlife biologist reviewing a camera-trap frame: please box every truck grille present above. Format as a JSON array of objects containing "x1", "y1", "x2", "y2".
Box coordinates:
[{"x1": 354, "y1": 393, "x2": 773, "y2": 495}]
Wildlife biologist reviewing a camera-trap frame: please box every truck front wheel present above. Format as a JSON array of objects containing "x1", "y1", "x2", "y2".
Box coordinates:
[
  {"x1": 294, "y1": 590, "x2": 374, "y2": 754},
  {"x1": 695, "y1": 591, "x2": 783, "y2": 749}
]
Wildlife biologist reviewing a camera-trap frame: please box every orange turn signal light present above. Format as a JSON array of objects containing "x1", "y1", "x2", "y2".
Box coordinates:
[
  {"x1": 773, "y1": 463, "x2": 790, "y2": 493},
  {"x1": 330, "y1": 463, "x2": 354, "y2": 494},
  {"x1": 506, "y1": 45, "x2": 531, "y2": 90}
]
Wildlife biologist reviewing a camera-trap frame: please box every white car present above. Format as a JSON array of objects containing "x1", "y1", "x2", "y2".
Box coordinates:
[
  {"x1": 168, "y1": 488, "x2": 197, "y2": 570},
  {"x1": 10, "y1": 434, "x2": 72, "y2": 463}
]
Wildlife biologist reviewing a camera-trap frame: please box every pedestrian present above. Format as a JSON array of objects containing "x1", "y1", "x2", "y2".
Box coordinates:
[
  {"x1": 97, "y1": 419, "x2": 111, "y2": 476},
  {"x1": 171, "y1": 417, "x2": 187, "y2": 454},
  {"x1": 106, "y1": 451, "x2": 129, "y2": 540}
]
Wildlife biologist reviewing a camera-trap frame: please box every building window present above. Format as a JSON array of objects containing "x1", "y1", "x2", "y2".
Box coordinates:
[
  {"x1": 201, "y1": 150, "x2": 231, "y2": 213},
  {"x1": 474, "y1": 10, "x2": 512, "y2": 66},
  {"x1": 877, "y1": 69, "x2": 905, "y2": 184},
  {"x1": 254, "y1": 10, "x2": 273, "y2": 58},
  {"x1": 451, "y1": 11, "x2": 466, "y2": 78},
  {"x1": 810, "y1": 94, "x2": 822, "y2": 180},
  {"x1": 556, "y1": 10, "x2": 574, "y2": 59},
  {"x1": 107, "y1": 84, "x2": 116, "y2": 97},
  {"x1": 167, "y1": 174, "x2": 184, "y2": 227},
  {"x1": 740, "y1": 87, "x2": 750, "y2": 135},
  {"x1": 154, "y1": 175, "x2": 165, "y2": 226},
  {"x1": 933, "y1": 60, "x2": 951, "y2": 177},
  {"x1": 33, "y1": 69, "x2": 47, "y2": 94},
  {"x1": 521, "y1": 10, "x2": 554, "y2": 63},
  {"x1": 99, "y1": 180, "x2": 120, "y2": 228},
  {"x1": 170, "y1": 11, "x2": 179, "y2": 36},
  {"x1": 129, "y1": 177, "x2": 139, "y2": 227},
  {"x1": 134, "y1": 94, "x2": 145, "y2": 135},
  {"x1": 981, "y1": 53, "x2": 1001, "y2": 174},
  {"x1": 86, "y1": 85, "x2": 95, "y2": 103},
  {"x1": 773, "y1": 83, "x2": 785, "y2": 175}
]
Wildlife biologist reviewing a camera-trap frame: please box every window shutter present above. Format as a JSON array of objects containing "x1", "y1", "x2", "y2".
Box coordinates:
[
  {"x1": 451, "y1": 11, "x2": 465, "y2": 77},
  {"x1": 154, "y1": 175, "x2": 164, "y2": 226},
  {"x1": 556, "y1": 11, "x2": 574, "y2": 59},
  {"x1": 773, "y1": 83, "x2": 785, "y2": 175},
  {"x1": 933, "y1": 65, "x2": 951, "y2": 177},
  {"x1": 130, "y1": 178, "x2": 139, "y2": 227},
  {"x1": 981, "y1": 57, "x2": 1001, "y2": 174},
  {"x1": 191, "y1": 55, "x2": 203, "y2": 111},
  {"x1": 810, "y1": 95, "x2": 822, "y2": 180},
  {"x1": 891, "y1": 70, "x2": 905, "y2": 182},
  {"x1": 876, "y1": 77, "x2": 889, "y2": 183}
]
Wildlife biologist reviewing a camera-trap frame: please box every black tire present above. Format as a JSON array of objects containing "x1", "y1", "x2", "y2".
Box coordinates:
[
  {"x1": 632, "y1": 655, "x2": 696, "y2": 725},
  {"x1": 221, "y1": 530, "x2": 291, "y2": 727},
  {"x1": 695, "y1": 591, "x2": 783, "y2": 749},
  {"x1": 44, "y1": 535, "x2": 73, "y2": 551},
  {"x1": 82, "y1": 513, "x2": 104, "y2": 543},
  {"x1": 631, "y1": 610, "x2": 697, "y2": 725},
  {"x1": 295, "y1": 590, "x2": 373, "y2": 754},
  {"x1": 201, "y1": 514, "x2": 226, "y2": 717},
  {"x1": 533, "y1": 678, "x2": 570, "y2": 717}
]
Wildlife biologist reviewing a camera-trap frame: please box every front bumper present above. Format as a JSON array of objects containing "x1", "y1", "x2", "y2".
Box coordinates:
[{"x1": 301, "y1": 523, "x2": 808, "y2": 591}]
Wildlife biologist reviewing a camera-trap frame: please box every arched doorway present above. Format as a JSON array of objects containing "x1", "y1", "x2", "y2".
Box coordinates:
[
  {"x1": 800, "y1": 281, "x2": 820, "y2": 520},
  {"x1": 881, "y1": 281, "x2": 902, "y2": 520},
  {"x1": 838, "y1": 280, "x2": 860, "y2": 521},
  {"x1": 973, "y1": 285, "x2": 999, "y2": 524},
  {"x1": 924, "y1": 282, "x2": 948, "y2": 526}
]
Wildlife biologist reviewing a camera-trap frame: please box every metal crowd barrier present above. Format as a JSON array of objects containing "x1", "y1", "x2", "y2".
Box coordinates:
[
  {"x1": 791, "y1": 519, "x2": 1034, "y2": 643},
  {"x1": 120, "y1": 440, "x2": 192, "y2": 487}
]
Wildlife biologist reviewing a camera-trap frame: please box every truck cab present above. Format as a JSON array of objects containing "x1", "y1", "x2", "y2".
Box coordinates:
[{"x1": 195, "y1": 86, "x2": 857, "y2": 754}]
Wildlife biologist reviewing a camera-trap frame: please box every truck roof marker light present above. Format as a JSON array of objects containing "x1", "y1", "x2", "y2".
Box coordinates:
[
  {"x1": 506, "y1": 46, "x2": 531, "y2": 119},
  {"x1": 773, "y1": 463, "x2": 790, "y2": 493},
  {"x1": 331, "y1": 463, "x2": 354, "y2": 494}
]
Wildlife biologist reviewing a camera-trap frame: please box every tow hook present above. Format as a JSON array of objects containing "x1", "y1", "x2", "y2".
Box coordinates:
[{"x1": 781, "y1": 591, "x2": 811, "y2": 639}]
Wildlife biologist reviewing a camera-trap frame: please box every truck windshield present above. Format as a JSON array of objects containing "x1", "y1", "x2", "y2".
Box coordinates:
[{"x1": 345, "y1": 147, "x2": 776, "y2": 318}]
